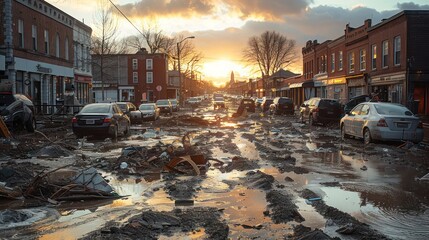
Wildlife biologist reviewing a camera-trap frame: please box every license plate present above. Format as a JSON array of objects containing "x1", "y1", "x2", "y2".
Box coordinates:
[
  {"x1": 397, "y1": 123, "x2": 408, "y2": 128},
  {"x1": 86, "y1": 119, "x2": 95, "y2": 124}
]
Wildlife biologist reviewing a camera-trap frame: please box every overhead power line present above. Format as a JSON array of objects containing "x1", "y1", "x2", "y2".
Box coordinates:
[{"x1": 107, "y1": 0, "x2": 144, "y2": 37}]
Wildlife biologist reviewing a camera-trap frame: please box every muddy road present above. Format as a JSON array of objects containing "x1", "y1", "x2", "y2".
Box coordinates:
[{"x1": 0, "y1": 100, "x2": 428, "y2": 239}]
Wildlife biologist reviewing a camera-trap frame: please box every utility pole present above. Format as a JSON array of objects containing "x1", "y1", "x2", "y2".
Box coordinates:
[{"x1": 177, "y1": 36, "x2": 195, "y2": 107}]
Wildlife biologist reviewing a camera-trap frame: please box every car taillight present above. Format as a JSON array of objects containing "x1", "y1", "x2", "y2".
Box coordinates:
[
  {"x1": 418, "y1": 121, "x2": 423, "y2": 129},
  {"x1": 72, "y1": 117, "x2": 77, "y2": 123},
  {"x1": 377, "y1": 118, "x2": 388, "y2": 127},
  {"x1": 103, "y1": 118, "x2": 111, "y2": 123}
]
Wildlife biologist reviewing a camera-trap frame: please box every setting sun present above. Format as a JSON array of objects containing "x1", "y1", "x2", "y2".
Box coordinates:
[{"x1": 202, "y1": 60, "x2": 249, "y2": 85}]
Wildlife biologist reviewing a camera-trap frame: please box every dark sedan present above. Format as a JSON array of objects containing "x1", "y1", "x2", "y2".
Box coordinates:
[
  {"x1": 72, "y1": 103, "x2": 130, "y2": 139},
  {"x1": 155, "y1": 99, "x2": 173, "y2": 115}
]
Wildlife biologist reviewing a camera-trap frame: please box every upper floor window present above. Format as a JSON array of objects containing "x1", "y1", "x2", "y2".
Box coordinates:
[
  {"x1": 331, "y1": 53, "x2": 335, "y2": 73},
  {"x1": 132, "y1": 59, "x2": 138, "y2": 70},
  {"x1": 146, "y1": 72, "x2": 153, "y2": 83},
  {"x1": 44, "y1": 30, "x2": 49, "y2": 54},
  {"x1": 65, "y1": 37, "x2": 69, "y2": 60},
  {"x1": 18, "y1": 19, "x2": 24, "y2": 48},
  {"x1": 55, "y1": 33, "x2": 60, "y2": 58},
  {"x1": 371, "y1": 44, "x2": 377, "y2": 70},
  {"x1": 394, "y1": 36, "x2": 401, "y2": 66},
  {"x1": 338, "y1": 51, "x2": 343, "y2": 71},
  {"x1": 360, "y1": 49, "x2": 366, "y2": 71},
  {"x1": 348, "y1": 52, "x2": 355, "y2": 73},
  {"x1": 146, "y1": 59, "x2": 153, "y2": 70},
  {"x1": 133, "y1": 72, "x2": 138, "y2": 83},
  {"x1": 32, "y1": 25, "x2": 37, "y2": 51},
  {"x1": 382, "y1": 40, "x2": 388, "y2": 68}
]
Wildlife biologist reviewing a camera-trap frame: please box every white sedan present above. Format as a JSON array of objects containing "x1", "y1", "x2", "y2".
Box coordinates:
[{"x1": 340, "y1": 102, "x2": 424, "y2": 144}]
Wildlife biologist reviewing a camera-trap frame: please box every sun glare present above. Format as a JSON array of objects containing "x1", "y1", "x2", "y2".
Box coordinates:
[{"x1": 202, "y1": 60, "x2": 248, "y2": 79}]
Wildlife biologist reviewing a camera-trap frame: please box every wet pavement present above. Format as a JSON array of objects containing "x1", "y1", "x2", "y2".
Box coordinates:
[{"x1": 0, "y1": 99, "x2": 428, "y2": 239}]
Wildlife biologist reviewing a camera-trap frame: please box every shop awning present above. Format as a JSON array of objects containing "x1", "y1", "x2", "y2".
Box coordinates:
[
  {"x1": 302, "y1": 80, "x2": 314, "y2": 88},
  {"x1": 289, "y1": 83, "x2": 303, "y2": 88}
]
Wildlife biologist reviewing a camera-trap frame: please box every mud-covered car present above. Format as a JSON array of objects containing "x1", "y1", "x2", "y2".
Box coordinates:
[
  {"x1": 0, "y1": 92, "x2": 36, "y2": 132},
  {"x1": 155, "y1": 99, "x2": 173, "y2": 115},
  {"x1": 299, "y1": 97, "x2": 342, "y2": 125},
  {"x1": 130, "y1": 103, "x2": 160, "y2": 123},
  {"x1": 116, "y1": 102, "x2": 137, "y2": 118},
  {"x1": 72, "y1": 103, "x2": 130, "y2": 139},
  {"x1": 213, "y1": 97, "x2": 225, "y2": 110},
  {"x1": 270, "y1": 97, "x2": 294, "y2": 115}
]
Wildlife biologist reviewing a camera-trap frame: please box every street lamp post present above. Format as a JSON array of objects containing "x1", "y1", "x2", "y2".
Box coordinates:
[{"x1": 177, "y1": 36, "x2": 195, "y2": 107}]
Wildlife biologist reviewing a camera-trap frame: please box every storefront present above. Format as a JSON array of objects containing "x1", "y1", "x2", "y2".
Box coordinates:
[
  {"x1": 74, "y1": 75, "x2": 92, "y2": 105},
  {"x1": 347, "y1": 74, "x2": 367, "y2": 100},
  {"x1": 314, "y1": 80, "x2": 327, "y2": 98},
  {"x1": 326, "y1": 77, "x2": 347, "y2": 104},
  {"x1": 370, "y1": 72, "x2": 405, "y2": 104},
  {"x1": 14, "y1": 58, "x2": 73, "y2": 113}
]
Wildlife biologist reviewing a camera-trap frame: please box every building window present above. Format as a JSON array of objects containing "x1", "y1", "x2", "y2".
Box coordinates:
[
  {"x1": 146, "y1": 59, "x2": 153, "y2": 70},
  {"x1": 348, "y1": 52, "x2": 355, "y2": 73},
  {"x1": 133, "y1": 72, "x2": 138, "y2": 83},
  {"x1": 338, "y1": 51, "x2": 343, "y2": 71},
  {"x1": 382, "y1": 40, "x2": 388, "y2": 68},
  {"x1": 146, "y1": 72, "x2": 153, "y2": 83},
  {"x1": 86, "y1": 47, "x2": 91, "y2": 72},
  {"x1": 55, "y1": 33, "x2": 60, "y2": 58},
  {"x1": 360, "y1": 49, "x2": 366, "y2": 71},
  {"x1": 394, "y1": 36, "x2": 401, "y2": 66},
  {"x1": 75, "y1": 43, "x2": 79, "y2": 69},
  {"x1": 65, "y1": 37, "x2": 69, "y2": 60},
  {"x1": 331, "y1": 53, "x2": 335, "y2": 73},
  {"x1": 371, "y1": 44, "x2": 376, "y2": 70},
  {"x1": 18, "y1": 19, "x2": 24, "y2": 48},
  {"x1": 80, "y1": 44, "x2": 85, "y2": 71},
  {"x1": 32, "y1": 25, "x2": 37, "y2": 51},
  {"x1": 44, "y1": 30, "x2": 49, "y2": 54},
  {"x1": 132, "y1": 59, "x2": 138, "y2": 70}
]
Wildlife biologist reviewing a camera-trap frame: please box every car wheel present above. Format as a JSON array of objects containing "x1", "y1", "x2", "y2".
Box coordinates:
[
  {"x1": 26, "y1": 117, "x2": 36, "y2": 133},
  {"x1": 124, "y1": 122, "x2": 130, "y2": 136},
  {"x1": 341, "y1": 124, "x2": 349, "y2": 140},
  {"x1": 111, "y1": 125, "x2": 118, "y2": 140},
  {"x1": 363, "y1": 128, "x2": 372, "y2": 145},
  {"x1": 309, "y1": 115, "x2": 314, "y2": 126}
]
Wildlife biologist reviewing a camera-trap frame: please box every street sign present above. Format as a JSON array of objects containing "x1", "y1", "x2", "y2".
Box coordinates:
[{"x1": 156, "y1": 85, "x2": 162, "y2": 92}]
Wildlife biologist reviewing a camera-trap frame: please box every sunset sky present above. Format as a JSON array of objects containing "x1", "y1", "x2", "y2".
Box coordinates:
[{"x1": 47, "y1": 0, "x2": 429, "y2": 86}]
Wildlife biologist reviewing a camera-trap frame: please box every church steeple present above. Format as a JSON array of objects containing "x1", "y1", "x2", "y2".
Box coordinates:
[{"x1": 230, "y1": 71, "x2": 235, "y2": 85}]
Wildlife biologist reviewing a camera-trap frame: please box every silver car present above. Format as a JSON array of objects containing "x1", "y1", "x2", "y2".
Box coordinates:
[
  {"x1": 340, "y1": 102, "x2": 424, "y2": 144},
  {"x1": 130, "y1": 103, "x2": 160, "y2": 123}
]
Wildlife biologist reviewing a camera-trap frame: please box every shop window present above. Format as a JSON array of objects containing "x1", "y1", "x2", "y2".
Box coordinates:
[
  {"x1": 394, "y1": 36, "x2": 401, "y2": 66},
  {"x1": 382, "y1": 40, "x2": 388, "y2": 68}
]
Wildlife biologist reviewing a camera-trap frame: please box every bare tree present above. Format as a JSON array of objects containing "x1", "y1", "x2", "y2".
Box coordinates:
[
  {"x1": 91, "y1": 0, "x2": 123, "y2": 101},
  {"x1": 243, "y1": 31, "x2": 296, "y2": 77}
]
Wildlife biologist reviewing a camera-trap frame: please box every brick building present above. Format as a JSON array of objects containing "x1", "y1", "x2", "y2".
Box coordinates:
[
  {"x1": 0, "y1": 0, "x2": 91, "y2": 112},
  {"x1": 300, "y1": 10, "x2": 429, "y2": 115}
]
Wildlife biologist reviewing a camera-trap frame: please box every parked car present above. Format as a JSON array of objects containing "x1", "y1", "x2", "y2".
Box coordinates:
[
  {"x1": 155, "y1": 99, "x2": 173, "y2": 115},
  {"x1": 255, "y1": 98, "x2": 263, "y2": 108},
  {"x1": 187, "y1": 97, "x2": 200, "y2": 106},
  {"x1": 72, "y1": 103, "x2": 130, "y2": 139},
  {"x1": 299, "y1": 97, "x2": 342, "y2": 125},
  {"x1": 116, "y1": 102, "x2": 137, "y2": 118},
  {"x1": 344, "y1": 95, "x2": 371, "y2": 115},
  {"x1": 169, "y1": 99, "x2": 179, "y2": 112},
  {"x1": 270, "y1": 97, "x2": 294, "y2": 115},
  {"x1": 340, "y1": 102, "x2": 424, "y2": 144},
  {"x1": 0, "y1": 92, "x2": 36, "y2": 132},
  {"x1": 213, "y1": 97, "x2": 226, "y2": 110},
  {"x1": 260, "y1": 98, "x2": 274, "y2": 112},
  {"x1": 239, "y1": 98, "x2": 255, "y2": 113},
  {"x1": 130, "y1": 103, "x2": 160, "y2": 123}
]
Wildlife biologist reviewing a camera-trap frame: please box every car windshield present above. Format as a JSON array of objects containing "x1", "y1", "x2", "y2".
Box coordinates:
[
  {"x1": 156, "y1": 100, "x2": 169, "y2": 105},
  {"x1": 319, "y1": 100, "x2": 340, "y2": 108},
  {"x1": 214, "y1": 97, "x2": 224, "y2": 101},
  {"x1": 116, "y1": 104, "x2": 127, "y2": 111},
  {"x1": 0, "y1": 94, "x2": 15, "y2": 107},
  {"x1": 374, "y1": 104, "x2": 413, "y2": 116},
  {"x1": 139, "y1": 105, "x2": 154, "y2": 110},
  {"x1": 81, "y1": 104, "x2": 111, "y2": 113}
]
